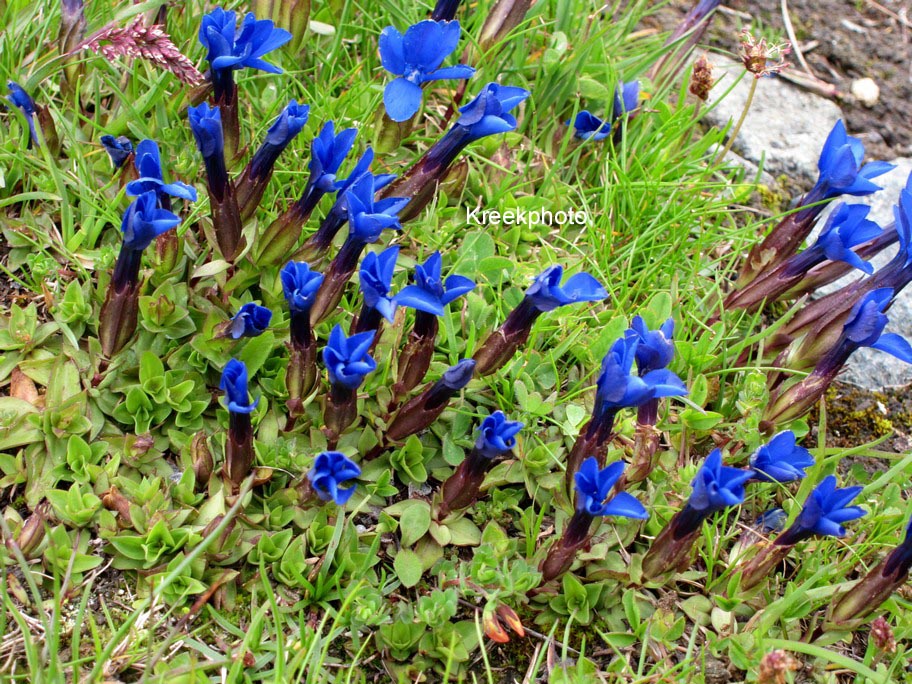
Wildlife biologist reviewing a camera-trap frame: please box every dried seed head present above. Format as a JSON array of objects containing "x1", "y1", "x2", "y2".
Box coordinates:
[
  {"x1": 738, "y1": 30, "x2": 791, "y2": 78},
  {"x1": 758, "y1": 649, "x2": 799, "y2": 684},
  {"x1": 870, "y1": 616, "x2": 896, "y2": 654},
  {"x1": 689, "y1": 54, "x2": 715, "y2": 101},
  {"x1": 77, "y1": 17, "x2": 204, "y2": 86}
]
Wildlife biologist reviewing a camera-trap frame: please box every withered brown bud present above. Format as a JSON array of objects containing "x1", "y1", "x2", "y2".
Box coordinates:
[
  {"x1": 11, "y1": 502, "x2": 50, "y2": 559},
  {"x1": 758, "y1": 649, "x2": 799, "y2": 684},
  {"x1": 870, "y1": 616, "x2": 896, "y2": 654},
  {"x1": 102, "y1": 486, "x2": 132, "y2": 523},
  {"x1": 689, "y1": 54, "x2": 715, "y2": 102},
  {"x1": 191, "y1": 432, "x2": 213, "y2": 485}
]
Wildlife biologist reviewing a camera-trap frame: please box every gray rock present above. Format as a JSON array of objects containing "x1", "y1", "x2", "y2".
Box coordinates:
[
  {"x1": 812, "y1": 159, "x2": 912, "y2": 389},
  {"x1": 703, "y1": 57, "x2": 843, "y2": 184}
]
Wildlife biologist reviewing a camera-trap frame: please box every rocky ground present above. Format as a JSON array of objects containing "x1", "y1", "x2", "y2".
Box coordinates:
[{"x1": 652, "y1": 0, "x2": 912, "y2": 452}]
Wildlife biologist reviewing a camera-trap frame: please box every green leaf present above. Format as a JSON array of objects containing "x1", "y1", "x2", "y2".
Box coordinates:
[
  {"x1": 680, "y1": 409, "x2": 723, "y2": 431},
  {"x1": 394, "y1": 549, "x2": 423, "y2": 588},
  {"x1": 578, "y1": 76, "x2": 611, "y2": 101},
  {"x1": 399, "y1": 501, "x2": 431, "y2": 547},
  {"x1": 445, "y1": 517, "x2": 481, "y2": 546}
]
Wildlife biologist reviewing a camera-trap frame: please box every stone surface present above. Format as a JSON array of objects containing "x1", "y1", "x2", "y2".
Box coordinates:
[
  {"x1": 813, "y1": 159, "x2": 912, "y2": 389},
  {"x1": 703, "y1": 57, "x2": 843, "y2": 185}
]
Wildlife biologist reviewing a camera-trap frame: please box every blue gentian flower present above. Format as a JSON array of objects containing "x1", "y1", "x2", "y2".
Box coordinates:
[
  {"x1": 228, "y1": 303, "x2": 272, "y2": 339},
  {"x1": 883, "y1": 517, "x2": 912, "y2": 577},
  {"x1": 455, "y1": 82, "x2": 529, "y2": 143},
  {"x1": 188, "y1": 102, "x2": 224, "y2": 161},
  {"x1": 571, "y1": 111, "x2": 611, "y2": 141},
  {"x1": 307, "y1": 451, "x2": 361, "y2": 505},
  {"x1": 281, "y1": 261, "x2": 323, "y2": 313},
  {"x1": 344, "y1": 174, "x2": 410, "y2": 243},
  {"x1": 248, "y1": 100, "x2": 309, "y2": 179},
  {"x1": 756, "y1": 508, "x2": 788, "y2": 534},
  {"x1": 780, "y1": 475, "x2": 866, "y2": 542},
  {"x1": 380, "y1": 20, "x2": 475, "y2": 122},
  {"x1": 687, "y1": 449, "x2": 754, "y2": 513},
  {"x1": 628, "y1": 316, "x2": 675, "y2": 374},
  {"x1": 749, "y1": 431, "x2": 815, "y2": 482},
  {"x1": 360, "y1": 246, "x2": 399, "y2": 322},
  {"x1": 524, "y1": 265, "x2": 607, "y2": 312},
  {"x1": 841, "y1": 288, "x2": 912, "y2": 362},
  {"x1": 395, "y1": 252, "x2": 475, "y2": 316},
  {"x1": 811, "y1": 120, "x2": 893, "y2": 200},
  {"x1": 431, "y1": 0, "x2": 462, "y2": 21},
  {"x1": 574, "y1": 457, "x2": 648, "y2": 518},
  {"x1": 126, "y1": 139, "x2": 198, "y2": 202},
  {"x1": 120, "y1": 191, "x2": 182, "y2": 252},
  {"x1": 323, "y1": 325, "x2": 377, "y2": 390},
  {"x1": 100, "y1": 135, "x2": 133, "y2": 169},
  {"x1": 570, "y1": 82, "x2": 639, "y2": 141},
  {"x1": 336, "y1": 147, "x2": 395, "y2": 197},
  {"x1": 612, "y1": 81, "x2": 640, "y2": 119},
  {"x1": 783, "y1": 203, "x2": 882, "y2": 276},
  {"x1": 198, "y1": 8, "x2": 291, "y2": 76},
  {"x1": 595, "y1": 336, "x2": 687, "y2": 414},
  {"x1": 220, "y1": 358, "x2": 258, "y2": 414},
  {"x1": 6, "y1": 81, "x2": 38, "y2": 148},
  {"x1": 309, "y1": 121, "x2": 358, "y2": 192},
  {"x1": 110, "y1": 191, "x2": 181, "y2": 291},
  {"x1": 439, "y1": 358, "x2": 476, "y2": 390},
  {"x1": 475, "y1": 411, "x2": 523, "y2": 458}
]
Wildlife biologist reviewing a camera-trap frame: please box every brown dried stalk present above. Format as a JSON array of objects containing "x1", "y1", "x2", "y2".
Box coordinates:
[{"x1": 76, "y1": 16, "x2": 204, "y2": 86}]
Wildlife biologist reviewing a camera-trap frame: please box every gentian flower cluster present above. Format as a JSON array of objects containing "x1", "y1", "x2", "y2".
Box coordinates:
[
  {"x1": 296, "y1": 147, "x2": 395, "y2": 263},
  {"x1": 726, "y1": 202, "x2": 882, "y2": 312},
  {"x1": 309, "y1": 174, "x2": 409, "y2": 325},
  {"x1": 566, "y1": 328, "x2": 685, "y2": 493},
  {"x1": 256, "y1": 122, "x2": 359, "y2": 266},
  {"x1": 198, "y1": 7, "x2": 291, "y2": 156},
  {"x1": 736, "y1": 120, "x2": 892, "y2": 287},
  {"x1": 379, "y1": 20, "x2": 475, "y2": 122},
  {"x1": 765, "y1": 288, "x2": 912, "y2": 426}
]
